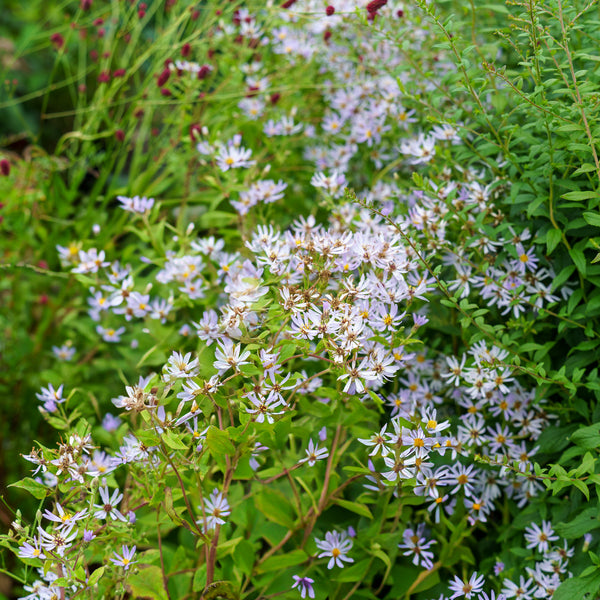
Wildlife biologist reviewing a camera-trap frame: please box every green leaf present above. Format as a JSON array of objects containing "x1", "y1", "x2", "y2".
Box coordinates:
[
  {"x1": 192, "y1": 565, "x2": 207, "y2": 592},
  {"x1": 334, "y1": 559, "x2": 372, "y2": 583},
  {"x1": 569, "y1": 248, "x2": 587, "y2": 275},
  {"x1": 546, "y1": 228, "x2": 562, "y2": 254},
  {"x1": 561, "y1": 190, "x2": 600, "y2": 201},
  {"x1": 584, "y1": 212, "x2": 600, "y2": 227},
  {"x1": 552, "y1": 265, "x2": 576, "y2": 289},
  {"x1": 135, "y1": 429, "x2": 160, "y2": 447},
  {"x1": 575, "y1": 452, "x2": 596, "y2": 477},
  {"x1": 555, "y1": 507, "x2": 600, "y2": 538},
  {"x1": 9, "y1": 477, "x2": 49, "y2": 500},
  {"x1": 573, "y1": 164, "x2": 597, "y2": 176},
  {"x1": 254, "y1": 490, "x2": 295, "y2": 529},
  {"x1": 88, "y1": 566, "x2": 105, "y2": 587},
  {"x1": 233, "y1": 540, "x2": 255, "y2": 575},
  {"x1": 128, "y1": 566, "x2": 169, "y2": 600},
  {"x1": 163, "y1": 487, "x2": 184, "y2": 525},
  {"x1": 198, "y1": 211, "x2": 237, "y2": 228},
  {"x1": 277, "y1": 342, "x2": 297, "y2": 362},
  {"x1": 255, "y1": 549, "x2": 309, "y2": 573},
  {"x1": 206, "y1": 426, "x2": 235, "y2": 457},
  {"x1": 554, "y1": 569, "x2": 600, "y2": 600},
  {"x1": 371, "y1": 547, "x2": 391, "y2": 569},
  {"x1": 571, "y1": 424, "x2": 600, "y2": 449},
  {"x1": 572, "y1": 479, "x2": 590, "y2": 500},
  {"x1": 332, "y1": 498, "x2": 373, "y2": 519},
  {"x1": 162, "y1": 430, "x2": 188, "y2": 451}
]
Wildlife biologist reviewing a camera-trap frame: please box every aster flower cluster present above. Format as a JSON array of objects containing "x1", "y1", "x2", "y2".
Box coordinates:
[
  {"x1": 430, "y1": 521, "x2": 572, "y2": 599},
  {"x1": 28, "y1": 198, "x2": 566, "y2": 598}
]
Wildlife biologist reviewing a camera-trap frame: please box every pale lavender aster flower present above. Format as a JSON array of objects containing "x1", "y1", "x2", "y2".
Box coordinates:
[
  {"x1": 315, "y1": 530, "x2": 354, "y2": 569},
  {"x1": 111, "y1": 545, "x2": 137, "y2": 570},
  {"x1": 292, "y1": 575, "x2": 315, "y2": 598},
  {"x1": 83, "y1": 529, "x2": 96, "y2": 542}
]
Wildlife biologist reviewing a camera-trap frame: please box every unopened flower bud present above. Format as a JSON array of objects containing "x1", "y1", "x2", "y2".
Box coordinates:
[
  {"x1": 190, "y1": 123, "x2": 202, "y2": 141},
  {"x1": 366, "y1": 0, "x2": 387, "y2": 12},
  {"x1": 157, "y1": 68, "x2": 170, "y2": 87},
  {"x1": 50, "y1": 33, "x2": 64, "y2": 49},
  {"x1": 11, "y1": 520, "x2": 24, "y2": 533}
]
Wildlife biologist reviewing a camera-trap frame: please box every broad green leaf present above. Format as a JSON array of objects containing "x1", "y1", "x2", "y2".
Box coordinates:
[
  {"x1": 88, "y1": 566, "x2": 105, "y2": 587},
  {"x1": 206, "y1": 426, "x2": 235, "y2": 456},
  {"x1": 162, "y1": 430, "x2": 188, "y2": 451},
  {"x1": 256, "y1": 549, "x2": 309, "y2": 573},
  {"x1": 561, "y1": 190, "x2": 600, "y2": 201},
  {"x1": 546, "y1": 228, "x2": 562, "y2": 254},
  {"x1": 334, "y1": 559, "x2": 372, "y2": 583},
  {"x1": 584, "y1": 211, "x2": 600, "y2": 227},
  {"x1": 554, "y1": 569, "x2": 600, "y2": 600},
  {"x1": 332, "y1": 498, "x2": 373, "y2": 519},
  {"x1": 9, "y1": 477, "x2": 48, "y2": 500},
  {"x1": 555, "y1": 508, "x2": 600, "y2": 538},
  {"x1": 569, "y1": 248, "x2": 587, "y2": 275},
  {"x1": 254, "y1": 490, "x2": 295, "y2": 529},
  {"x1": 571, "y1": 424, "x2": 600, "y2": 449},
  {"x1": 233, "y1": 540, "x2": 255, "y2": 575},
  {"x1": 128, "y1": 566, "x2": 169, "y2": 600}
]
